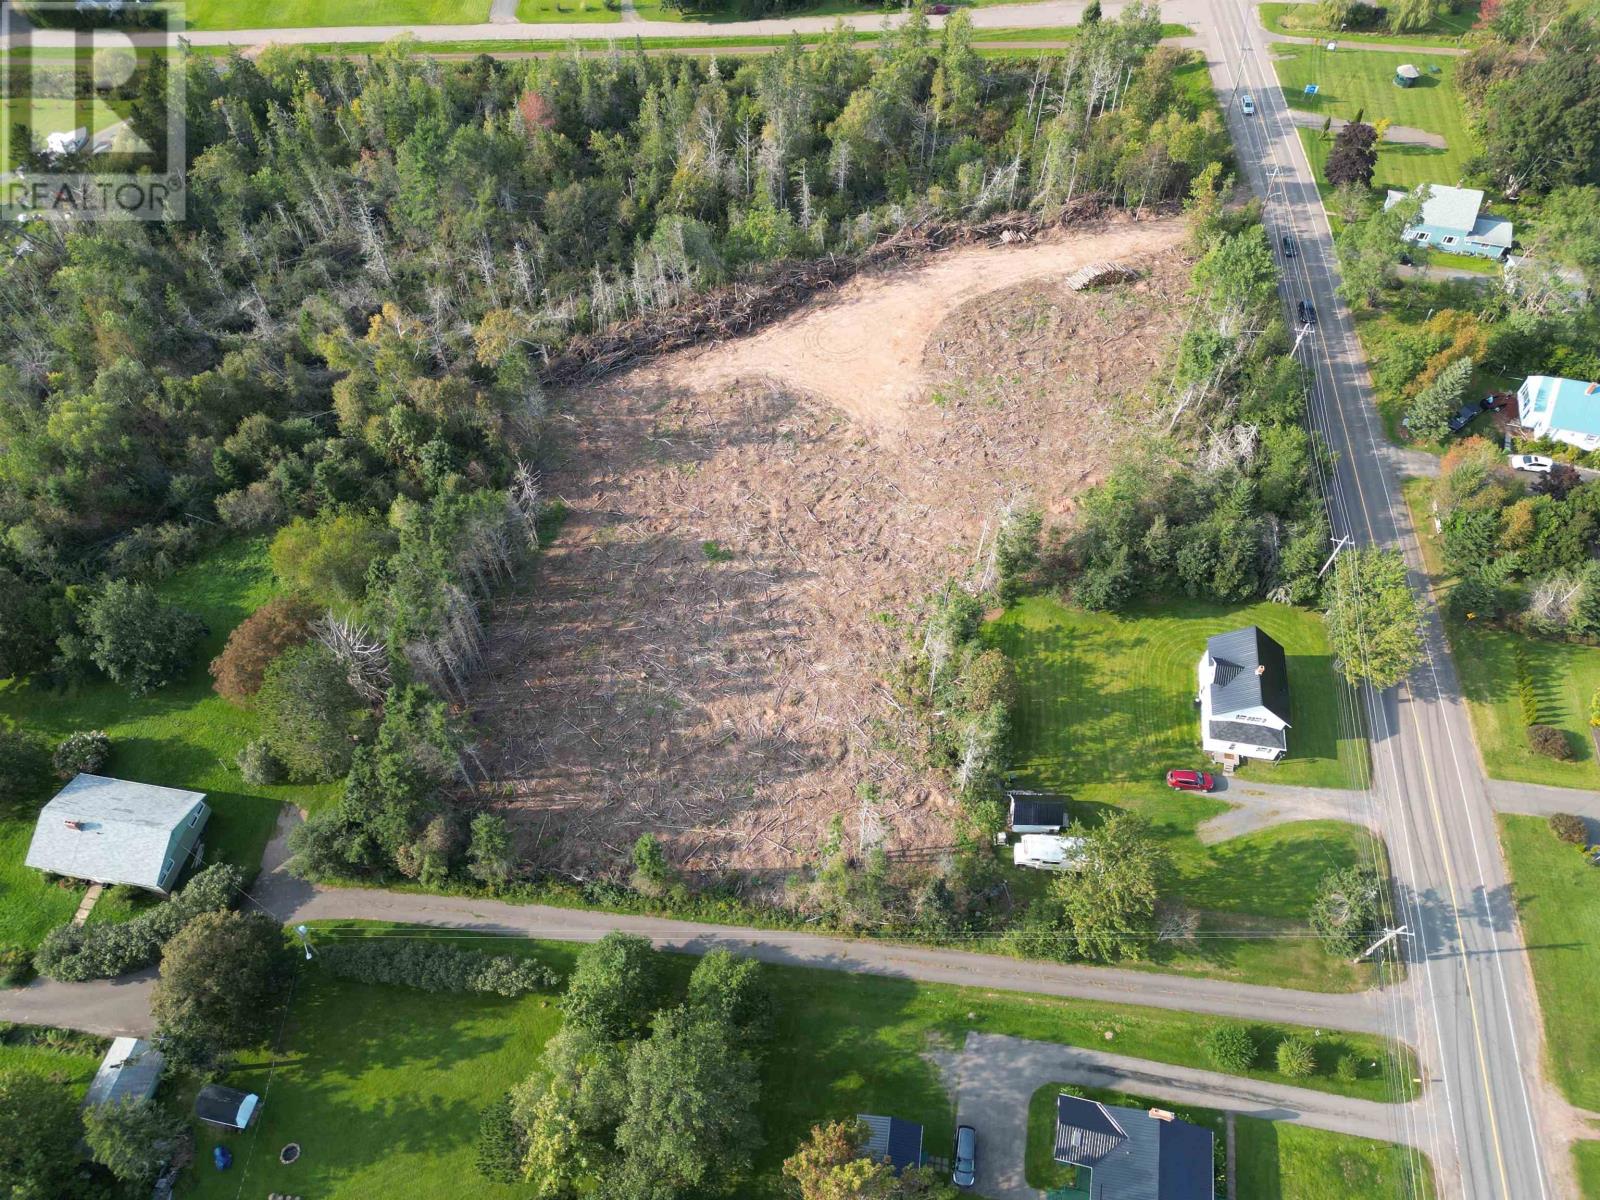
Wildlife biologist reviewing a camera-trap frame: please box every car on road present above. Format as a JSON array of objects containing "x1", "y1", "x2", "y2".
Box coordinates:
[
  {"x1": 1509, "y1": 454, "x2": 1555, "y2": 473},
  {"x1": 1166, "y1": 769, "x2": 1215, "y2": 793},
  {"x1": 1240, "y1": 94, "x2": 1256, "y2": 115},
  {"x1": 1297, "y1": 300, "x2": 1316, "y2": 325},
  {"x1": 952, "y1": 1125, "x2": 977, "y2": 1188},
  {"x1": 1281, "y1": 234, "x2": 1296, "y2": 257}
]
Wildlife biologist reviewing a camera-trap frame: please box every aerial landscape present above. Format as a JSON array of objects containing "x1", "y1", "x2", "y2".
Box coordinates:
[{"x1": 0, "y1": 0, "x2": 1596, "y2": 1197}]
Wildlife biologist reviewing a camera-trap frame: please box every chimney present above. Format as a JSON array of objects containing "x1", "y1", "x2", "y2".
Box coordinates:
[
  {"x1": 1149, "y1": 1108, "x2": 1175, "y2": 1122},
  {"x1": 1255, "y1": 664, "x2": 1267, "y2": 675},
  {"x1": 64, "y1": 819, "x2": 83, "y2": 831}
]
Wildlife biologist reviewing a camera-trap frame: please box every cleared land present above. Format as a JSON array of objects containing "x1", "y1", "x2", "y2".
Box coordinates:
[
  {"x1": 0, "y1": 539, "x2": 337, "y2": 951},
  {"x1": 990, "y1": 594, "x2": 1384, "y2": 992},
  {"x1": 1498, "y1": 815, "x2": 1600, "y2": 1111},
  {"x1": 472, "y1": 216, "x2": 1193, "y2": 876},
  {"x1": 182, "y1": 923, "x2": 1415, "y2": 1199}
]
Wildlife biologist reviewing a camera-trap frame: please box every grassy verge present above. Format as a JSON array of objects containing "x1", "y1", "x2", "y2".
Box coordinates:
[
  {"x1": 1271, "y1": 44, "x2": 1475, "y2": 194},
  {"x1": 180, "y1": 922, "x2": 1419, "y2": 1199},
  {"x1": 1498, "y1": 815, "x2": 1600, "y2": 1111},
  {"x1": 1259, "y1": 0, "x2": 1481, "y2": 47},
  {"x1": 0, "y1": 539, "x2": 339, "y2": 950},
  {"x1": 184, "y1": 0, "x2": 493, "y2": 29},
  {"x1": 1235, "y1": 1118, "x2": 1437, "y2": 1198},
  {"x1": 1577, "y1": 1140, "x2": 1600, "y2": 1199},
  {"x1": 0, "y1": 1026, "x2": 108, "y2": 1096}
]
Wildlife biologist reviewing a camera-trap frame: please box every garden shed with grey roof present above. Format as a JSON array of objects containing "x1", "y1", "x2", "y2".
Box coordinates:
[{"x1": 24, "y1": 773, "x2": 209, "y2": 895}]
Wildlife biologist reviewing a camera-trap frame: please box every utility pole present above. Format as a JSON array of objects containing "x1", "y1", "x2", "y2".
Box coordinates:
[
  {"x1": 1353, "y1": 925, "x2": 1409, "y2": 964},
  {"x1": 1319, "y1": 535, "x2": 1354, "y2": 577}
]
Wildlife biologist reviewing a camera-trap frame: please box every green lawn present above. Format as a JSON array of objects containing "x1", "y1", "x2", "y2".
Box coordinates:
[
  {"x1": 180, "y1": 923, "x2": 1416, "y2": 1199},
  {"x1": 1270, "y1": 44, "x2": 1477, "y2": 194},
  {"x1": 0, "y1": 539, "x2": 339, "y2": 951},
  {"x1": 184, "y1": 0, "x2": 492, "y2": 30},
  {"x1": 1260, "y1": 1, "x2": 1482, "y2": 47},
  {"x1": 1235, "y1": 1118, "x2": 1437, "y2": 1199},
  {"x1": 989, "y1": 595, "x2": 1383, "y2": 992},
  {"x1": 0, "y1": 1026, "x2": 108, "y2": 1096},
  {"x1": 1498, "y1": 815, "x2": 1600, "y2": 1111},
  {"x1": 1577, "y1": 1140, "x2": 1600, "y2": 1199}
]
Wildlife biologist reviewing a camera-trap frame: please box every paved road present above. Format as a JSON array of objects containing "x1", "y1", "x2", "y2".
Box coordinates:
[
  {"x1": 1199, "y1": 4, "x2": 1564, "y2": 1196},
  {"x1": 950, "y1": 1032, "x2": 1430, "y2": 1200}
]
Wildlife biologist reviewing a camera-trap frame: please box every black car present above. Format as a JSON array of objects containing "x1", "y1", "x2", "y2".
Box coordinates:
[
  {"x1": 1296, "y1": 300, "x2": 1316, "y2": 326},
  {"x1": 1281, "y1": 234, "x2": 1296, "y2": 257}
]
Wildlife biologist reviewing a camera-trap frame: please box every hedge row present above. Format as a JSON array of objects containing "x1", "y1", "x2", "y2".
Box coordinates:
[
  {"x1": 314, "y1": 939, "x2": 560, "y2": 997},
  {"x1": 33, "y1": 863, "x2": 244, "y2": 982}
]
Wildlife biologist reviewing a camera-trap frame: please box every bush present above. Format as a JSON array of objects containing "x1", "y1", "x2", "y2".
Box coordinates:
[
  {"x1": 82, "y1": 580, "x2": 208, "y2": 697},
  {"x1": 315, "y1": 939, "x2": 558, "y2": 997},
  {"x1": 1275, "y1": 1035, "x2": 1316, "y2": 1078},
  {"x1": 83, "y1": 1098, "x2": 190, "y2": 1184},
  {"x1": 236, "y1": 738, "x2": 284, "y2": 786},
  {"x1": 0, "y1": 945, "x2": 33, "y2": 988},
  {"x1": 1548, "y1": 812, "x2": 1589, "y2": 845},
  {"x1": 475, "y1": 1095, "x2": 525, "y2": 1184},
  {"x1": 33, "y1": 863, "x2": 243, "y2": 982},
  {"x1": 631, "y1": 833, "x2": 669, "y2": 895},
  {"x1": 1335, "y1": 1054, "x2": 1361, "y2": 1084},
  {"x1": 1527, "y1": 724, "x2": 1573, "y2": 760},
  {"x1": 1201, "y1": 1023, "x2": 1256, "y2": 1073},
  {"x1": 256, "y1": 643, "x2": 368, "y2": 782},
  {"x1": 51, "y1": 729, "x2": 110, "y2": 778},
  {"x1": 562, "y1": 932, "x2": 663, "y2": 1040},
  {"x1": 209, "y1": 596, "x2": 318, "y2": 704}
]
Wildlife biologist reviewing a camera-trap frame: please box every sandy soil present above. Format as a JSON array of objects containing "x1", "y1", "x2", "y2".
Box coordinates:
[{"x1": 471, "y1": 215, "x2": 1191, "y2": 878}]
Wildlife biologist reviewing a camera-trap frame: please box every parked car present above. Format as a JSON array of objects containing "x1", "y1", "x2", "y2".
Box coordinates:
[
  {"x1": 1166, "y1": 769, "x2": 1215, "y2": 793},
  {"x1": 952, "y1": 1125, "x2": 977, "y2": 1188},
  {"x1": 1509, "y1": 454, "x2": 1555, "y2": 474},
  {"x1": 1240, "y1": 94, "x2": 1256, "y2": 115},
  {"x1": 1281, "y1": 234, "x2": 1296, "y2": 257},
  {"x1": 1296, "y1": 300, "x2": 1316, "y2": 325},
  {"x1": 929, "y1": 3, "x2": 951, "y2": 11},
  {"x1": 1446, "y1": 395, "x2": 1501, "y2": 435}
]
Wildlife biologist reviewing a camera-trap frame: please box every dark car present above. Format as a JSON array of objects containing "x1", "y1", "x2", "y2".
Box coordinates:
[
  {"x1": 929, "y1": 2, "x2": 951, "y2": 10},
  {"x1": 1281, "y1": 234, "x2": 1296, "y2": 257},
  {"x1": 1166, "y1": 769, "x2": 1216, "y2": 793},
  {"x1": 1297, "y1": 300, "x2": 1316, "y2": 326},
  {"x1": 952, "y1": 1125, "x2": 977, "y2": 1189}
]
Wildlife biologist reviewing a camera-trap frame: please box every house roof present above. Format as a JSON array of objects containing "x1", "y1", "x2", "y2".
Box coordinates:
[
  {"x1": 1468, "y1": 216, "x2": 1515, "y2": 249},
  {"x1": 1395, "y1": 63, "x2": 1421, "y2": 78},
  {"x1": 1207, "y1": 719, "x2": 1287, "y2": 750},
  {"x1": 1203, "y1": 627, "x2": 1290, "y2": 725},
  {"x1": 83, "y1": 1038, "x2": 164, "y2": 1109},
  {"x1": 195, "y1": 1085, "x2": 259, "y2": 1129},
  {"x1": 858, "y1": 1115, "x2": 923, "y2": 1173},
  {"x1": 1528, "y1": 375, "x2": 1600, "y2": 437},
  {"x1": 24, "y1": 774, "x2": 208, "y2": 892},
  {"x1": 1007, "y1": 792, "x2": 1067, "y2": 830},
  {"x1": 1383, "y1": 184, "x2": 1485, "y2": 236},
  {"x1": 1055, "y1": 1096, "x2": 1215, "y2": 1200}
]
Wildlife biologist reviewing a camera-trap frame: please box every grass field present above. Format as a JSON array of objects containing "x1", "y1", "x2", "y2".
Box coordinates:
[
  {"x1": 1235, "y1": 1118, "x2": 1437, "y2": 1199},
  {"x1": 988, "y1": 595, "x2": 1383, "y2": 992},
  {"x1": 185, "y1": 0, "x2": 492, "y2": 30},
  {"x1": 1577, "y1": 1140, "x2": 1600, "y2": 1199},
  {"x1": 0, "y1": 1027, "x2": 107, "y2": 1095},
  {"x1": 180, "y1": 923, "x2": 1417, "y2": 1200},
  {"x1": 1498, "y1": 815, "x2": 1600, "y2": 1111},
  {"x1": 1260, "y1": 0, "x2": 1482, "y2": 47},
  {"x1": 1270, "y1": 44, "x2": 1477, "y2": 194},
  {"x1": 0, "y1": 539, "x2": 339, "y2": 951}
]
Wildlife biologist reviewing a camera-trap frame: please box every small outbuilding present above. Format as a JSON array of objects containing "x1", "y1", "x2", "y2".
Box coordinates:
[
  {"x1": 857, "y1": 1114, "x2": 924, "y2": 1174},
  {"x1": 195, "y1": 1085, "x2": 261, "y2": 1130},
  {"x1": 24, "y1": 774, "x2": 209, "y2": 895},
  {"x1": 1006, "y1": 790, "x2": 1067, "y2": 833},
  {"x1": 1012, "y1": 834, "x2": 1088, "y2": 872},
  {"x1": 83, "y1": 1038, "x2": 165, "y2": 1110},
  {"x1": 1394, "y1": 63, "x2": 1421, "y2": 87}
]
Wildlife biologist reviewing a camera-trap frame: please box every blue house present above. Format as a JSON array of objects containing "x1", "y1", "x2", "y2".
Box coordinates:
[
  {"x1": 1383, "y1": 185, "x2": 1513, "y2": 260},
  {"x1": 1517, "y1": 375, "x2": 1600, "y2": 452}
]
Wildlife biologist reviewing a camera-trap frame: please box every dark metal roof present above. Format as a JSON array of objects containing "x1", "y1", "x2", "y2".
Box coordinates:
[
  {"x1": 195, "y1": 1084, "x2": 256, "y2": 1128},
  {"x1": 1204, "y1": 627, "x2": 1290, "y2": 725},
  {"x1": 858, "y1": 1114, "x2": 924, "y2": 1172},
  {"x1": 1207, "y1": 720, "x2": 1287, "y2": 750},
  {"x1": 1054, "y1": 1095, "x2": 1128, "y2": 1165},
  {"x1": 1158, "y1": 1118, "x2": 1218, "y2": 1200},
  {"x1": 1008, "y1": 793, "x2": 1067, "y2": 831},
  {"x1": 1054, "y1": 1097, "x2": 1215, "y2": 1199}
]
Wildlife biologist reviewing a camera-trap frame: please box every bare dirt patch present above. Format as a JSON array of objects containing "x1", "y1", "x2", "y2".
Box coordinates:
[{"x1": 472, "y1": 216, "x2": 1192, "y2": 878}]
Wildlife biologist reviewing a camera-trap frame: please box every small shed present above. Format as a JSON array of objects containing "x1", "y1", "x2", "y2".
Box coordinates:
[
  {"x1": 1007, "y1": 791, "x2": 1067, "y2": 834},
  {"x1": 195, "y1": 1085, "x2": 260, "y2": 1130},
  {"x1": 1394, "y1": 63, "x2": 1421, "y2": 87},
  {"x1": 24, "y1": 774, "x2": 209, "y2": 895},
  {"x1": 83, "y1": 1038, "x2": 164, "y2": 1110},
  {"x1": 1013, "y1": 834, "x2": 1088, "y2": 872},
  {"x1": 858, "y1": 1114, "x2": 924, "y2": 1174}
]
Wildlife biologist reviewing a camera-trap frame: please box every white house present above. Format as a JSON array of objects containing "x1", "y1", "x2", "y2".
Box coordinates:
[
  {"x1": 24, "y1": 774, "x2": 209, "y2": 895},
  {"x1": 1516, "y1": 375, "x2": 1600, "y2": 451},
  {"x1": 1012, "y1": 834, "x2": 1087, "y2": 872},
  {"x1": 1197, "y1": 627, "x2": 1291, "y2": 766}
]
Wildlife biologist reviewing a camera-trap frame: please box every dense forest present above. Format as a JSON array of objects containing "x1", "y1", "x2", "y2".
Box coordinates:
[{"x1": 0, "y1": 7, "x2": 1228, "y2": 887}]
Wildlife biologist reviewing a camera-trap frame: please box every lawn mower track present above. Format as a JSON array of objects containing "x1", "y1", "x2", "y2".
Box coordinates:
[{"x1": 471, "y1": 216, "x2": 1192, "y2": 877}]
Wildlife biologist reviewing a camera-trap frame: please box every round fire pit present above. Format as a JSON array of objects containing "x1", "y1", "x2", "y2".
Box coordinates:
[{"x1": 279, "y1": 1144, "x2": 301, "y2": 1165}]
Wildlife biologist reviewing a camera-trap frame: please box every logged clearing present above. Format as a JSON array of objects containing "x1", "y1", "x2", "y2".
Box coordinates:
[{"x1": 473, "y1": 215, "x2": 1191, "y2": 877}]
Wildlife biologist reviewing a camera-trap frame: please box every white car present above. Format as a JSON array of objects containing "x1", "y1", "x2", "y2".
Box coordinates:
[
  {"x1": 1241, "y1": 94, "x2": 1256, "y2": 115},
  {"x1": 1509, "y1": 454, "x2": 1555, "y2": 474}
]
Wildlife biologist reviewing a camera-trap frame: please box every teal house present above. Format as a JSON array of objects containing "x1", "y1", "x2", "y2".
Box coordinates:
[{"x1": 1384, "y1": 184, "x2": 1513, "y2": 260}]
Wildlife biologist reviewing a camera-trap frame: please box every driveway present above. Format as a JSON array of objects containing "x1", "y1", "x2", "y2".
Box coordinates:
[
  {"x1": 1198, "y1": 778, "x2": 1377, "y2": 843},
  {"x1": 949, "y1": 1032, "x2": 1427, "y2": 1199}
]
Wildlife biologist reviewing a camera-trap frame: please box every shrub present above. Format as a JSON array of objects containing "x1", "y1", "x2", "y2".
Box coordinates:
[
  {"x1": 1335, "y1": 1054, "x2": 1361, "y2": 1084},
  {"x1": 51, "y1": 730, "x2": 110, "y2": 778},
  {"x1": 315, "y1": 939, "x2": 558, "y2": 997},
  {"x1": 0, "y1": 945, "x2": 33, "y2": 988},
  {"x1": 256, "y1": 643, "x2": 368, "y2": 782},
  {"x1": 1527, "y1": 724, "x2": 1572, "y2": 760},
  {"x1": 33, "y1": 863, "x2": 243, "y2": 982},
  {"x1": 236, "y1": 738, "x2": 284, "y2": 786},
  {"x1": 1514, "y1": 646, "x2": 1539, "y2": 726},
  {"x1": 631, "y1": 833, "x2": 669, "y2": 895},
  {"x1": 1548, "y1": 812, "x2": 1589, "y2": 845},
  {"x1": 1591, "y1": 687, "x2": 1600, "y2": 728},
  {"x1": 475, "y1": 1095, "x2": 525, "y2": 1184},
  {"x1": 467, "y1": 813, "x2": 516, "y2": 890},
  {"x1": 1275, "y1": 1035, "x2": 1316, "y2": 1078},
  {"x1": 82, "y1": 580, "x2": 208, "y2": 696},
  {"x1": 562, "y1": 932, "x2": 663, "y2": 1040},
  {"x1": 209, "y1": 596, "x2": 318, "y2": 704},
  {"x1": 1310, "y1": 865, "x2": 1383, "y2": 958},
  {"x1": 83, "y1": 1098, "x2": 190, "y2": 1183},
  {"x1": 1201, "y1": 1023, "x2": 1256, "y2": 1073}
]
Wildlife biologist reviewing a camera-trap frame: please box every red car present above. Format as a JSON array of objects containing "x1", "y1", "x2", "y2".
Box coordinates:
[{"x1": 1166, "y1": 769, "x2": 1215, "y2": 792}]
